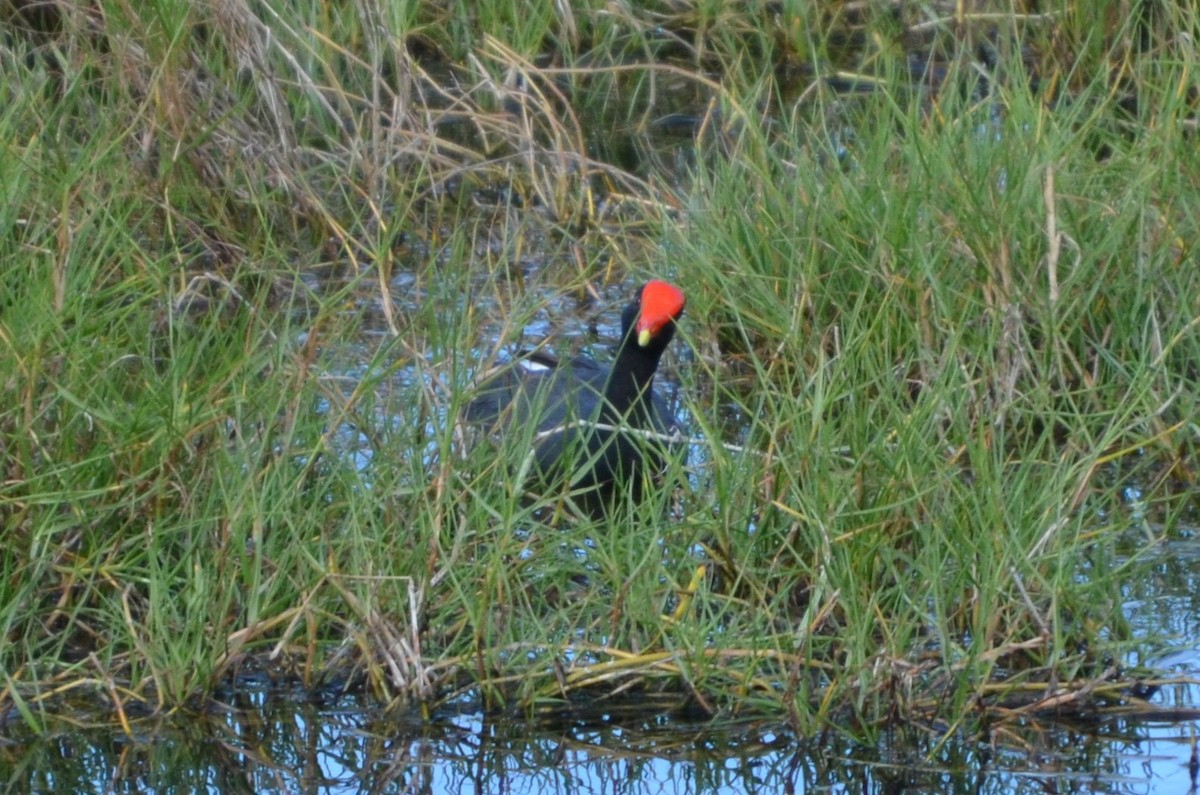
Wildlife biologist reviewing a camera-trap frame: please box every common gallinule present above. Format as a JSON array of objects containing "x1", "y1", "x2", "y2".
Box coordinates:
[{"x1": 464, "y1": 280, "x2": 686, "y2": 509}]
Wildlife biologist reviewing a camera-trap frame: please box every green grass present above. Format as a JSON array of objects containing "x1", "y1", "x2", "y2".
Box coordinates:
[{"x1": 1, "y1": 0, "x2": 1197, "y2": 737}]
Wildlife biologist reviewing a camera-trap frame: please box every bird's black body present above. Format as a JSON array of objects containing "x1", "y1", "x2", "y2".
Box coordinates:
[{"x1": 463, "y1": 282, "x2": 685, "y2": 511}]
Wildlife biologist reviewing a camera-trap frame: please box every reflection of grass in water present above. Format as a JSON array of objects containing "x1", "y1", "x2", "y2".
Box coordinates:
[{"x1": 0, "y1": 0, "x2": 1196, "y2": 741}]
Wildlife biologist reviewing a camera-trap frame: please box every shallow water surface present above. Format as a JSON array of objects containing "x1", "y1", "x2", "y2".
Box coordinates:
[{"x1": 3, "y1": 679, "x2": 1197, "y2": 793}]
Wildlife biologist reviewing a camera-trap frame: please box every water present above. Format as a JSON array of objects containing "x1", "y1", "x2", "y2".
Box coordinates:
[{"x1": 3, "y1": 696, "x2": 1197, "y2": 793}]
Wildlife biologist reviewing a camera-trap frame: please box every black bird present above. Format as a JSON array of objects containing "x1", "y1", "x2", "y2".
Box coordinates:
[{"x1": 463, "y1": 280, "x2": 686, "y2": 510}]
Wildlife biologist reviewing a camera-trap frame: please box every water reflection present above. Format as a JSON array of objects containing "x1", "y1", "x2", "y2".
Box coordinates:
[{"x1": 2, "y1": 681, "x2": 1196, "y2": 793}]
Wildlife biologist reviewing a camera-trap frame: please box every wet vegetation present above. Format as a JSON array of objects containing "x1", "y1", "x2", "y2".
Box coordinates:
[{"x1": 2, "y1": 0, "x2": 1199, "y2": 744}]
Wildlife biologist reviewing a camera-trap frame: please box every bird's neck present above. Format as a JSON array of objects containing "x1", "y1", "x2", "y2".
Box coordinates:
[{"x1": 602, "y1": 344, "x2": 661, "y2": 420}]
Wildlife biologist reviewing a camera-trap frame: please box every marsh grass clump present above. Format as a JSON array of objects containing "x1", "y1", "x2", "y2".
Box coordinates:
[{"x1": 1, "y1": 0, "x2": 1197, "y2": 739}]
